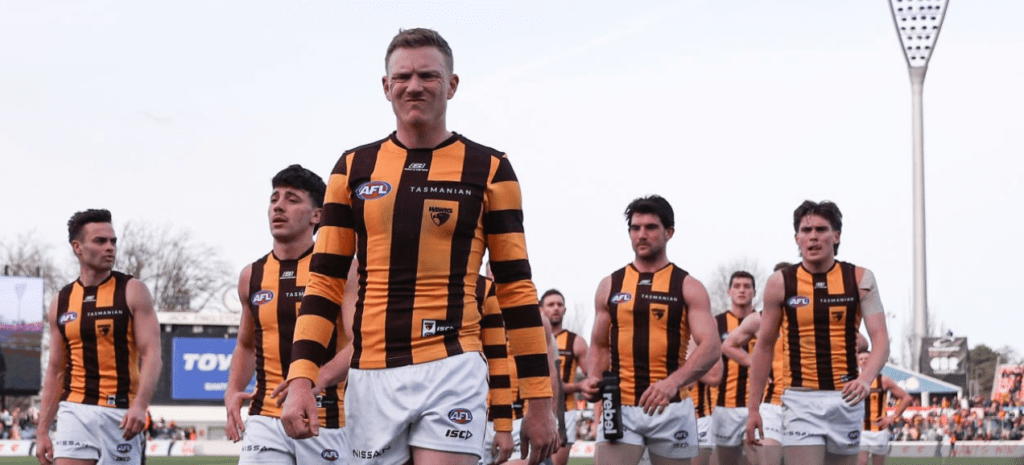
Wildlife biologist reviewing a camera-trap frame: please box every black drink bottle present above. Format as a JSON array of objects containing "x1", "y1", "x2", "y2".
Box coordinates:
[{"x1": 600, "y1": 370, "x2": 623, "y2": 440}]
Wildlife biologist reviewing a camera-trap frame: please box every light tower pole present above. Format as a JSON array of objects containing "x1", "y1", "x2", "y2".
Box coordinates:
[{"x1": 888, "y1": 0, "x2": 949, "y2": 371}]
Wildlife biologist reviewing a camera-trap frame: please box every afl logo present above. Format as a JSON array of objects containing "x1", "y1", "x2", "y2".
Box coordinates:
[
  {"x1": 116, "y1": 444, "x2": 132, "y2": 453},
  {"x1": 787, "y1": 295, "x2": 810, "y2": 308},
  {"x1": 356, "y1": 181, "x2": 392, "y2": 200},
  {"x1": 59, "y1": 312, "x2": 78, "y2": 325},
  {"x1": 610, "y1": 292, "x2": 632, "y2": 304},
  {"x1": 448, "y1": 408, "x2": 473, "y2": 424},
  {"x1": 321, "y1": 449, "x2": 340, "y2": 461},
  {"x1": 251, "y1": 290, "x2": 274, "y2": 306}
]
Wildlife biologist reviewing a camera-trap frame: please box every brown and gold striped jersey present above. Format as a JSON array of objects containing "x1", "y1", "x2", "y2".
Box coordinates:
[
  {"x1": 864, "y1": 374, "x2": 885, "y2": 431},
  {"x1": 555, "y1": 330, "x2": 581, "y2": 412},
  {"x1": 478, "y1": 276, "x2": 514, "y2": 432},
  {"x1": 780, "y1": 261, "x2": 861, "y2": 391},
  {"x1": 56, "y1": 271, "x2": 139, "y2": 408},
  {"x1": 763, "y1": 333, "x2": 787, "y2": 406},
  {"x1": 691, "y1": 381, "x2": 714, "y2": 419},
  {"x1": 288, "y1": 133, "x2": 551, "y2": 400},
  {"x1": 716, "y1": 311, "x2": 753, "y2": 408},
  {"x1": 607, "y1": 263, "x2": 690, "y2": 406},
  {"x1": 247, "y1": 249, "x2": 344, "y2": 428}
]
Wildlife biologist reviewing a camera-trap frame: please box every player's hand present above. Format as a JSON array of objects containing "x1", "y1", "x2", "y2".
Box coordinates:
[
  {"x1": 224, "y1": 389, "x2": 255, "y2": 442},
  {"x1": 578, "y1": 377, "x2": 600, "y2": 403},
  {"x1": 842, "y1": 379, "x2": 870, "y2": 405},
  {"x1": 119, "y1": 404, "x2": 147, "y2": 440},
  {"x1": 638, "y1": 379, "x2": 678, "y2": 415},
  {"x1": 281, "y1": 378, "x2": 319, "y2": 439},
  {"x1": 492, "y1": 430, "x2": 514, "y2": 464},
  {"x1": 35, "y1": 431, "x2": 54, "y2": 465},
  {"x1": 745, "y1": 408, "x2": 764, "y2": 446},
  {"x1": 876, "y1": 414, "x2": 896, "y2": 430},
  {"x1": 520, "y1": 397, "x2": 559, "y2": 465}
]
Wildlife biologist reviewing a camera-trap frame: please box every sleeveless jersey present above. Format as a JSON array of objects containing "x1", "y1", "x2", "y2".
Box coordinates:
[
  {"x1": 716, "y1": 311, "x2": 753, "y2": 408},
  {"x1": 607, "y1": 263, "x2": 690, "y2": 406},
  {"x1": 290, "y1": 133, "x2": 551, "y2": 400},
  {"x1": 247, "y1": 249, "x2": 344, "y2": 428},
  {"x1": 56, "y1": 271, "x2": 138, "y2": 408},
  {"x1": 555, "y1": 330, "x2": 581, "y2": 412},
  {"x1": 691, "y1": 381, "x2": 714, "y2": 419},
  {"x1": 780, "y1": 261, "x2": 861, "y2": 390},
  {"x1": 762, "y1": 334, "x2": 787, "y2": 405},
  {"x1": 864, "y1": 374, "x2": 886, "y2": 431}
]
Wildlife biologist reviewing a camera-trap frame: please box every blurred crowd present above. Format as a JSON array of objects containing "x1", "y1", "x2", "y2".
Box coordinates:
[
  {"x1": 888, "y1": 395, "x2": 1024, "y2": 442},
  {"x1": 0, "y1": 406, "x2": 39, "y2": 440}
]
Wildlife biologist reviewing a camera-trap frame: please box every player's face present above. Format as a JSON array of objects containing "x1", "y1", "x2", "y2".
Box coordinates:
[
  {"x1": 383, "y1": 46, "x2": 458, "y2": 131},
  {"x1": 73, "y1": 222, "x2": 117, "y2": 272},
  {"x1": 268, "y1": 186, "x2": 321, "y2": 242},
  {"x1": 795, "y1": 214, "x2": 839, "y2": 264},
  {"x1": 540, "y1": 294, "x2": 566, "y2": 326},
  {"x1": 629, "y1": 213, "x2": 673, "y2": 260},
  {"x1": 858, "y1": 351, "x2": 869, "y2": 369},
  {"x1": 728, "y1": 277, "x2": 755, "y2": 307}
]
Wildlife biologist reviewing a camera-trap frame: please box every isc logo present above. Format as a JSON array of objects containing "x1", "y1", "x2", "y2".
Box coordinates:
[
  {"x1": 448, "y1": 408, "x2": 473, "y2": 424},
  {"x1": 251, "y1": 290, "x2": 274, "y2": 306},
  {"x1": 356, "y1": 181, "x2": 392, "y2": 200},
  {"x1": 321, "y1": 449, "x2": 340, "y2": 461},
  {"x1": 786, "y1": 295, "x2": 810, "y2": 308},
  {"x1": 610, "y1": 292, "x2": 632, "y2": 304}
]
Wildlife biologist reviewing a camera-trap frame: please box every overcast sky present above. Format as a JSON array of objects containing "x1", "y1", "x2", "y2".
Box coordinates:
[{"x1": 2, "y1": 0, "x2": 1021, "y2": 366}]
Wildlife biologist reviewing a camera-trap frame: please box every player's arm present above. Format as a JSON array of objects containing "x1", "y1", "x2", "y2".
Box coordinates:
[
  {"x1": 639, "y1": 275, "x2": 720, "y2": 415},
  {"x1": 480, "y1": 279, "x2": 515, "y2": 434},
  {"x1": 283, "y1": 154, "x2": 355, "y2": 439},
  {"x1": 35, "y1": 296, "x2": 65, "y2": 465},
  {"x1": 746, "y1": 271, "x2": 784, "y2": 445},
  {"x1": 225, "y1": 265, "x2": 257, "y2": 442},
  {"x1": 580, "y1": 276, "x2": 613, "y2": 402},
  {"x1": 122, "y1": 278, "x2": 161, "y2": 440},
  {"x1": 877, "y1": 375, "x2": 912, "y2": 429},
  {"x1": 722, "y1": 312, "x2": 761, "y2": 368},
  {"x1": 484, "y1": 155, "x2": 555, "y2": 465},
  {"x1": 844, "y1": 267, "x2": 890, "y2": 405}
]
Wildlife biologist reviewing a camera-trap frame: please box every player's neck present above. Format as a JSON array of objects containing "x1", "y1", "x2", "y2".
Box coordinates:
[
  {"x1": 729, "y1": 304, "x2": 754, "y2": 319},
  {"x1": 78, "y1": 266, "x2": 112, "y2": 287},
  {"x1": 802, "y1": 256, "x2": 836, "y2": 274},
  {"x1": 551, "y1": 322, "x2": 564, "y2": 334},
  {"x1": 273, "y1": 236, "x2": 314, "y2": 261},
  {"x1": 395, "y1": 124, "x2": 452, "y2": 149},
  {"x1": 632, "y1": 255, "x2": 669, "y2": 273}
]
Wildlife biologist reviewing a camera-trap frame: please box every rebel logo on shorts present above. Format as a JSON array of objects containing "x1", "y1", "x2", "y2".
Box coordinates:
[
  {"x1": 356, "y1": 181, "x2": 392, "y2": 200},
  {"x1": 117, "y1": 444, "x2": 132, "y2": 453},
  {"x1": 786, "y1": 295, "x2": 810, "y2": 308},
  {"x1": 674, "y1": 430, "x2": 688, "y2": 440},
  {"x1": 321, "y1": 449, "x2": 340, "y2": 461},
  {"x1": 59, "y1": 312, "x2": 78, "y2": 325},
  {"x1": 448, "y1": 408, "x2": 473, "y2": 424},
  {"x1": 610, "y1": 292, "x2": 632, "y2": 304},
  {"x1": 251, "y1": 290, "x2": 274, "y2": 305}
]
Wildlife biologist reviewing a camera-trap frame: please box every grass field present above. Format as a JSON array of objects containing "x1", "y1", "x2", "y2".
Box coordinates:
[{"x1": 6, "y1": 458, "x2": 1023, "y2": 464}]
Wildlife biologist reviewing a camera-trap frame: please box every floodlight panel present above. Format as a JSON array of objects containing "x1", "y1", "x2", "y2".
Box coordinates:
[{"x1": 890, "y1": 0, "x2": 950, "y2": 68}]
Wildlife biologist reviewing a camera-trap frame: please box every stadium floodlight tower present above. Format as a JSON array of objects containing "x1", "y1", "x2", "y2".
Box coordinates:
[{"x1": 888, "y1": 0, "x2": 949, "y2": 371}]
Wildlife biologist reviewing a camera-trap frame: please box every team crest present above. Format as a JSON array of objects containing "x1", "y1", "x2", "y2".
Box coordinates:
[
  {"x1": 429, "y1": 206, "x2": 453, "y2": 226},
  {"x1": 786, "y1": 295, "x2": 810, "y2": 308},
  {"x1": 98, "y1": 323, "x2": 112, "y2": 337},
  {"x1": 652, "y1": 309, "x2": 665, "y2": 320},
  {"x1": 831, "y1": 310, "x2": 844, "y2": 322},
  {"x1": 251, "y1": 290, "x2": 274, "y2": 305},
  {"x1": 59, "y1": 311, "x2": 78, "y2": 325},
  {"x1": 610, "y1": 292, "x2": 632, "y2": 304},
  {"x1": 356, "y1": 181, "x2": 391, "y2": 200}
]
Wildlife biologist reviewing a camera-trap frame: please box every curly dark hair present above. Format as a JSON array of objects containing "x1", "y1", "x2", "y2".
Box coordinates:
[
  {"x1": 624, "y1": 195, "x2": 674, "y2": 229},
  {"x1": 67, "y1": 209, "x2": 112, "y2": 243},
  {"x1": 793, "y1": 200, "x2": 843, "y2": 254}
]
